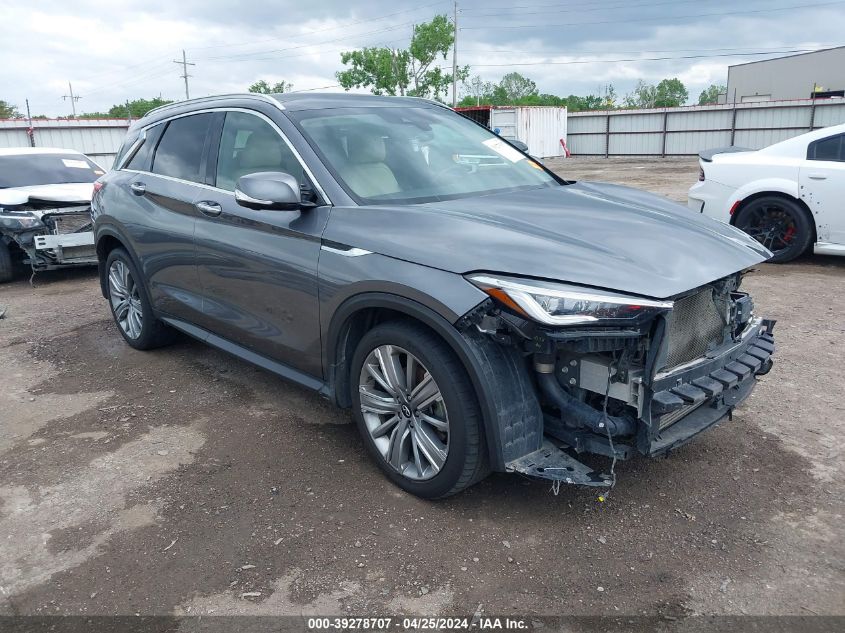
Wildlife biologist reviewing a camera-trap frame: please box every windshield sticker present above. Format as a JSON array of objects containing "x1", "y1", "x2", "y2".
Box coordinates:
[
  {"x1": 62, "y1": 159, "x2": 90, "y2": 169},
  {"x1": 482, "y1": 138, "x2": 524, "y2": 163}
]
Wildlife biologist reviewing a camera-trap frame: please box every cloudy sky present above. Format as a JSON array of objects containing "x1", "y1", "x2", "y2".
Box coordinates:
[{"x1": 1, "y1": 0, "x2": 842, "y2": 117}]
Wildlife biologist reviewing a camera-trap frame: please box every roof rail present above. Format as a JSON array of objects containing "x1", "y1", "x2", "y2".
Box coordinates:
[{"x1": 143, "y1": 93, "x2": 284, "y2": 118}]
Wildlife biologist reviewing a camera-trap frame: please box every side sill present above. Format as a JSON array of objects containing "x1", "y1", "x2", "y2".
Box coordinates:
[{"x1": 160, "y1": 317, "x2": 327, "y2": 394}]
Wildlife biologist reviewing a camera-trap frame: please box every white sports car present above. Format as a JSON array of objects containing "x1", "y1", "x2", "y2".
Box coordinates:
[{"x1": 688, "y1": 123, "x2": 845, "y2": 263}]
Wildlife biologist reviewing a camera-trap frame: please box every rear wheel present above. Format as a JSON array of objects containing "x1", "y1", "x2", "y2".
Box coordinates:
[
  {"x1": 105, "y1": 247, "x2": 174, "y2": 349},
  {"x1": 734, "y1": 196, "x2": 813, "y2": 263},
  {"x1": 350, "y1": 321, "x2": 488, "y2": 498}
]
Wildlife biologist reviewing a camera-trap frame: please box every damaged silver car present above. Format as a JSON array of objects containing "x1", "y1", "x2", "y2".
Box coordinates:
[
  {"x1": 0, "y1": 147, "x2": 102, "y2": 282},
  {"x1": 94, "y1": 93, "x2": 776, "y2": 498}
]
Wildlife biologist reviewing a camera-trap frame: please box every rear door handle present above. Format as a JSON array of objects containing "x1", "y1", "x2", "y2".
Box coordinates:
[
  {"x1": 807, "y1": 173, "x2": 828, "y2": 180},
  {"x1": 130, "y1": 182, "x2": 146, "y2": 195},
  {"x1": 196, "y1": 201, "x2": 222, "y2": 217}
]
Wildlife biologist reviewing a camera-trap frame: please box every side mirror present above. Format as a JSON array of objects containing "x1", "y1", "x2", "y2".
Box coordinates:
[
  {"x1": 511, "y1": 140, "x2": 529, "y2": 153},
  {"x1": 234, "y1": 172, "x2": 301, "y2": 211}
]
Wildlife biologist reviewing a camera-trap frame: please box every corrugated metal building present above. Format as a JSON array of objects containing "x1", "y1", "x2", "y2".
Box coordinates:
[
  {"x1": 456, "y1": 106, "x2": 568, "y2": 157},
  {"x1": 726, "y1": 46, "x2": 845, "y2": 103},
  {"x1": 567, "y1": 98, "x2": 845, "y2": 156},
  {"x1": 0, "y1": 118, "x2": 129, "y2": 167}
]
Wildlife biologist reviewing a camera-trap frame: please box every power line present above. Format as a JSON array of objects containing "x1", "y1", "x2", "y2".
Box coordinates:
[
  {"x1": 197, "y1": 20, "x2": 420, "y2": 62},
  {"x1": 466, "y1": 0, "x2": 702, "y2": 18},
  {"x1": 188, "y1": 0, "x2": 449, "y2": 52},
  {"x1": 461, "y1": 0, "x2": 845, "y2": 29},
  {"x1": 467, "y1": 49, "x2": 818, "y2": 67}
]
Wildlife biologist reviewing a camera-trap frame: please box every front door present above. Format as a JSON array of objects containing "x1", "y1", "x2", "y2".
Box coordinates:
[{"x1": 193, "y1": 110, "x2": 329, "y2": 378}]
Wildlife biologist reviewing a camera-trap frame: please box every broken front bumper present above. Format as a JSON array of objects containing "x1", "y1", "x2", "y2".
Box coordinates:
[
  {"x1": 643, "y1": 317, "x2": 775, "y2": 456},
  {"x1": 507, "y1": 318, "x2": 775, "y2": 487}
]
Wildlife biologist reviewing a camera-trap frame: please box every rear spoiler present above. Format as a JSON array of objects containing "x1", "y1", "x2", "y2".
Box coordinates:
[{"x1": 699, "y1": 146, "x2": 753, "y2": 162}]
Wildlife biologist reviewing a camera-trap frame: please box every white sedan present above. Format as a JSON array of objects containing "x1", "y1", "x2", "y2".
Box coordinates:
[{"x1": 688, "y1": 123, "x2": 845, "y2": 262}]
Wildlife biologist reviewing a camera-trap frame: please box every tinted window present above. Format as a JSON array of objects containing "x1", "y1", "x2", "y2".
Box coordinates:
[
  {"x1": 215, "y1": 111, "x2": 303, "y2": 191},
  {"x1": 151, "y1": 114, "x2": 213, "y2": 182},
  {"x1": 125, "y1": 124, "x2": 164, "y2": 172},
  {"x1": 0, "y1": 153, "x2": 103, "y2": 188},
  {"x1": 808, "y1": 134, "x2": 844, "y2": 162}
]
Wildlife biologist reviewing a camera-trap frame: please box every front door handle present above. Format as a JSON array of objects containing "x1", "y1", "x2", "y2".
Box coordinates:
[
  {"x1": 807, "y1": 173, "x2": 828, "y2": 180},
  {"x1": 130, "y1": 182, "x2": 146, "y2": 195},
  {"x1": 196, "y1": 201, "x2": 222, "y2": 217}
]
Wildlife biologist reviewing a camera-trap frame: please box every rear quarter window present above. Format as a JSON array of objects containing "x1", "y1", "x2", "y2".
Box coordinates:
[
  {"x1": 807, "y1": 134, "x2": 844, "y2": 162},
  {"x1": 150, "y1": 114, "x2": 213, "y2": 182}
]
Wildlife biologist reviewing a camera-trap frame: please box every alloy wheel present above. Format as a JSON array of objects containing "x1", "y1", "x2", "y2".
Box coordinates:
[
  {"x1": 358, "y1": 345, "x2": 450, "y2": 481},
  {"x1": 736, "y1": 203, "x2": 798, "y2": 255},
  {"x1": 108, "y1": 260, "x2": 143, "y2": 340}
]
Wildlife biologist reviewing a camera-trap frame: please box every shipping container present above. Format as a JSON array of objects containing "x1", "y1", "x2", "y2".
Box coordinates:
[{"x1": 455, "y1": 106, "x2": 568, "y2": 158}]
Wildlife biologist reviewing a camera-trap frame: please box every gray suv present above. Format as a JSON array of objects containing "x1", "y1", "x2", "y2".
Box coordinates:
[{"x1": 93, "y1": 93, "x2": 776, "y2": 498}]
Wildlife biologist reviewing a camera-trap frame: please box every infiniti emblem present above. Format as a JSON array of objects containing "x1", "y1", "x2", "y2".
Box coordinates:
[{"x1": 400, "y1": 404, "x2": 412, "y2": 418}]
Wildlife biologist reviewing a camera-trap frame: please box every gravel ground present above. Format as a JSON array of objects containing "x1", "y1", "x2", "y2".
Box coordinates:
[{"x1": 0, "y1": 157, "x2": 843, "y2": 622}]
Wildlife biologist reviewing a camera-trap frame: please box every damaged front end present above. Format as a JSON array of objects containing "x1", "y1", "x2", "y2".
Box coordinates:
[
  {"x1": 0, "y1": 202, "x2": 97, "y2": 272},
  {"x1": 460, "y1": 272, "x2": 775, "y2": 487}
]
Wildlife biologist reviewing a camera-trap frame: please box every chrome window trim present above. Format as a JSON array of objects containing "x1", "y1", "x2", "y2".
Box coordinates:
[
  {"x1": 118, "y1": 107, "x2": 330, "y2": 205},
  {"x1": 144, "y1": 93, "x2": 285, "y2": 119}
]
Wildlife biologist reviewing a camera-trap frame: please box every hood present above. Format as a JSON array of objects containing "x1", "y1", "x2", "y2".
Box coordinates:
[
  {"x1": 323, "y1": 182, "x2": 771, "y2": 300},
  {"x1": 0, "y1": 182, "x2": 93, "y2": 207}
]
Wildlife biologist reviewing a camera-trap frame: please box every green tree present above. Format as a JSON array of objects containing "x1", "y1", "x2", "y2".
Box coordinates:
[
  {"x1": 249, "y1": 79, "x2": 293, "y2": 94},
  {"x1": 625, "y1": 78, "x2": 688, "y2": 108},
  {"x1": 654, "y1": 78, "x2": 688, "y2": 107},
  {"x1": 0, "y1": 100, "x2": 21, "y2": 118},
  {"x1": 337, "y1": 14, "x2": 467, "y2": 100},
  {"x1": 497, "y1": 72, "x2": 538, "y2": 101},
  {"x1": 698, "y1": 83, "x2": 726, "y2": 105},
  {"x1": 76, "y1": 97, "x2": 173, "y2": 120}
]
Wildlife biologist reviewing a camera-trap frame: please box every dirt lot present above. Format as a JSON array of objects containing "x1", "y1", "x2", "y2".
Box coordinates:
[{"x1": 0, "y1": 157, "x2": 843, "y2": 623}]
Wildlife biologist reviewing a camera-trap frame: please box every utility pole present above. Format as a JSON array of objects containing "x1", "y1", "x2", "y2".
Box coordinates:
[
  {"x1": 25, "y1": 99, "x2": 35, "y2": 147},
  {"x1": 173, "y1": 50, "x2": 195, "y2": 100},
  {"x1": 451, "y1": 0, "x2": 458, "y2": 108},
  {"x1": 62, "y1": 82, "x2": 80, "y2": 118}
]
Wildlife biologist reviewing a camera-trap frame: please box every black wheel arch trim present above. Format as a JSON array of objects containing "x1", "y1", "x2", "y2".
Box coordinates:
[
  {"x1": 94, "y1": 222, "x2": 148, "y2": 300},
  {"x1": 326, "y1": 292, "x2": 542, "y2": 471}
]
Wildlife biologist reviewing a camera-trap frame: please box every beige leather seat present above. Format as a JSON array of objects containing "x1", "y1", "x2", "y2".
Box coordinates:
[
  {"x1": 339, "y1": 132, "x2": 400, "y2": 198},
  {"x1": 222, "y1": 133, "x2": 299, "y2": 190}
]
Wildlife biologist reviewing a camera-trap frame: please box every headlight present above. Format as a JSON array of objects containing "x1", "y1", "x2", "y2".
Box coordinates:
[
  {"x1": 0, "y1": 212, "x2": 43, "y2": 230},
  {"x1": 467, "y1": 273, "x2": 673, "y2": 326}
]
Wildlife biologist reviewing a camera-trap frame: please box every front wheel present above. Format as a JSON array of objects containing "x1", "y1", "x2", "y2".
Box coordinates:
[
  {"x1": 734, "y1": 196, "x2": 813, "y2": 263},
  {"x1": 350, "y1": 321, "x2": 488, "y2": 498}
]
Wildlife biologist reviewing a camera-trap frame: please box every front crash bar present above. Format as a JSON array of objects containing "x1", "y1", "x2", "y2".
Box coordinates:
[{"x1": 506, "y1": 440, "x2": 612, "y2": 487}]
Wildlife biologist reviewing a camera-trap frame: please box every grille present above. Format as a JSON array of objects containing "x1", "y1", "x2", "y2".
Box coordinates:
[
  {"x1": 664, "y1": 287, "x2": 727, "y2": 369},
  {"x1": 51, "y1": 213, "x2": 92, "y2": 234}
]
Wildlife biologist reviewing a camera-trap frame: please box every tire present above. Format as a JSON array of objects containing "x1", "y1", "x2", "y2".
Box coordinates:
[
  {"x1": 350, "y1": 320, "x2": 489, "y2": 499},
  {"x1": 104, "y1": 247, "x2": 174, "y2": 350},
  {"x1": 0, "y1": 239, "x2": 15, "y2": 283},
  {"x1": 734, "y1": 196, "x2": 813, "y2": 263}
]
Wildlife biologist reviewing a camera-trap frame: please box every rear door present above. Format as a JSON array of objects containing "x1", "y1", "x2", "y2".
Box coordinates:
[
  {"x1": 193, "y1": 109, "x2": 330, "y2": 377},
  {"x1": 800, "y1": 133, "x2": 845, "y2": 246},
  {"x1": 122, "y1": 112, "x2": 215, "y2": 322}
]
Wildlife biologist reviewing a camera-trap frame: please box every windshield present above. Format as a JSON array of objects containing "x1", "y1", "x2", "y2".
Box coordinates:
[
  {"x1": 290, "y1": 106, "x2": 558, "y2": 204},
  {"x1": 0, "y1": 153, "x2": 103, "y2": 189}
]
